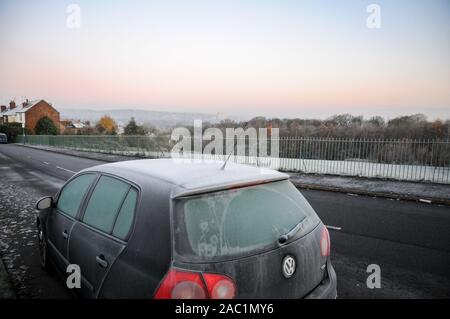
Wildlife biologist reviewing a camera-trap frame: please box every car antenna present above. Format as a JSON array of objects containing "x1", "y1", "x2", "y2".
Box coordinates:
[
  {"x1": 221, "y1": 121, "x2": 249, "y2": 170},
  {"x1": 221, "y1": 134, "x2": 238, "y2": 170},
  {"x1": 221, "y1": 149, "x2": 234, "y2": 170}
]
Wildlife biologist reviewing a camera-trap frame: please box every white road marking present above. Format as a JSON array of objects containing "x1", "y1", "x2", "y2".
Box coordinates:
[
  {"x1": 56, "y1": 166, "x2": 76, "y2": 174},
  {"x1": 326, "y1": 225, "x2": 342, "y2": 231},
  {"x1": 43, "y1": 161, "x2": 49, "y2": 165}
]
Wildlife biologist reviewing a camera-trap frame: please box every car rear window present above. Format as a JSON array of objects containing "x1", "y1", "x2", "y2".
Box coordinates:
[{"x1": 173, "y1": 180, "x2": 320, "y2": 262}]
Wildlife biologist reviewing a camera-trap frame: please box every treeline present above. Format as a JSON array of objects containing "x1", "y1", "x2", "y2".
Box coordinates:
[
  {"x1": 3, "y1": 113, "x2": 448, "y2": 141},
  {"x1": 70, "y1": 113, "x2": 450, "y2": 141},
  {"x1": 63, "y1": 116, "x2": 157, "y2": 136},
  {"x1": 204, "y1": 113, "x2": 449, "y2": 140}
]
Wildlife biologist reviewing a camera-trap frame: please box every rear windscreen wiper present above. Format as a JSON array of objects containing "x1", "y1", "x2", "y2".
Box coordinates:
[{"x1": 278, "y1": 217, "x2": 306, "y2": 244}]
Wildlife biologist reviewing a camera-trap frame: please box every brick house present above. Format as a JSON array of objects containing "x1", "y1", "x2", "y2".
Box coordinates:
[{"x1": 0, "y1": 99, "x2": 60, "y2": 133}]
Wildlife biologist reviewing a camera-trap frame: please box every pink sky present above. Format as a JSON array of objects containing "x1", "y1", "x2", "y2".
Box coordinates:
[{"x1": 0, "y1": 0, "x2": 449, "y2": 119}]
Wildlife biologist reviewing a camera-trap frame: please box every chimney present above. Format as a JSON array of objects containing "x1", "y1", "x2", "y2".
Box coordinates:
[
  {"x1": 9, "y1": 100, "x2": 16, "y2": 109},
  {"x1": 22, "y1": 99, "x2": 29, "y2": 107},
  {"x1": 0, "y1": 105, "x2": 6, "y2": 112}
]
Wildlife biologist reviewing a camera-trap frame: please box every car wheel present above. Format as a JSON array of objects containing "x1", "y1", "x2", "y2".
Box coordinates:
[{"x1": 37, "y1": 224, "x2": 50, "y2": 270}]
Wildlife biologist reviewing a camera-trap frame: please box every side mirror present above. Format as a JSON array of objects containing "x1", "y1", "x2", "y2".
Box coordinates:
[{"x1": 36, "y1": 196, "x2": 53, "y2": 210}]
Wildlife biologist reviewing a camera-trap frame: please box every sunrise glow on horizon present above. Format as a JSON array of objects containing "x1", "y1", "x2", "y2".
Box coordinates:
[{"x1": 0, "y1": 0, "x2": 449, "y2": 119}]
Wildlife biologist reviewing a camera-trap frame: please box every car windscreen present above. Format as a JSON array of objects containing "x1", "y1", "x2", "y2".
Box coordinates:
[{"x1": 173, "y1": 180, "x2": 320, "y2": 262}]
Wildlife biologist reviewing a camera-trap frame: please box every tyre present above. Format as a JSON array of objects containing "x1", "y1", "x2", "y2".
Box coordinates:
[{"x1": 37, "y1": 223, "x2": 51, "y2": 271}]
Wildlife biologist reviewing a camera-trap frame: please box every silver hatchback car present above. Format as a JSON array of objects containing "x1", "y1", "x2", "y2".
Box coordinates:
[{"x1": 36, "y1": 159, "x2": 337, "y2": 298}]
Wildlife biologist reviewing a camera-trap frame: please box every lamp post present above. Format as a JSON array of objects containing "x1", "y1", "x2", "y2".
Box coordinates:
[{"x1": 22, "y1": 122, "x2": 25, "y2": 144}]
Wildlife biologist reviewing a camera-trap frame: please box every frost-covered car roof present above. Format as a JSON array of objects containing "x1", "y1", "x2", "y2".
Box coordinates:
[{"x1": 82, "y1": 159, "x2": 288, "y2": 198}]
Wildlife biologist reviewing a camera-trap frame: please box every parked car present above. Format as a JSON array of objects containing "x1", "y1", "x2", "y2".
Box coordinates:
[
  {"x1": 0, "y1": 133, "x2": 7, "y2": 144},
  {"x1": 35, "y1": 159, "x2": 337, "y2": 299}
]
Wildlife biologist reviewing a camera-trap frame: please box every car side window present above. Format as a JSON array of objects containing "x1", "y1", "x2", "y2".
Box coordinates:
[
  {"x1": 82, "y1": 175, "x2": 130, "y2": 234},
  {"x1": 112, "y1": 188, "x2": 138, "y2": 240},
  {"x1": 57, "y1": 173, "x2": 96, "y2": 218}
]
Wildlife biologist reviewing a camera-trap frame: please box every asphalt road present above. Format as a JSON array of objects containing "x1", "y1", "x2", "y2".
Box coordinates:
[{"x1": 0, "y1": 143, "x2": 449, "y2": 298}]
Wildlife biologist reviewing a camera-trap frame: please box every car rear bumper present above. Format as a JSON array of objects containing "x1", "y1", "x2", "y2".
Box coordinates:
[{"x1": 304, "y1": 260, "x2": 337, "y2": 299}]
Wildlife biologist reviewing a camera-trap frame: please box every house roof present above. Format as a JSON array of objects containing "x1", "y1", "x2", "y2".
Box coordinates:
[
  {"x1": 72, "y1": 122, "x2": 85, "y2": 129},
  {"x1": 0, "y1": 99, "x2": 43, "y2": 116},
  {"x1": 15, "y1": 99, "x2": 43, "y2": 113}
]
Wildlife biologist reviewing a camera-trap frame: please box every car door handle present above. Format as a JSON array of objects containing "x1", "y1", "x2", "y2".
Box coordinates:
[
  {"x1": 96, "y1": 255, "x2": 108, "y2": 268},
  {"x1": 62, "y1": 230, "x2": 68, "y2": 239}
]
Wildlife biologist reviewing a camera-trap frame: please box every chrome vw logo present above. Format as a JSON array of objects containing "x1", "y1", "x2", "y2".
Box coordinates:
[{"x1": 282, "y1": 255, "x2": 296, "y2": 278}]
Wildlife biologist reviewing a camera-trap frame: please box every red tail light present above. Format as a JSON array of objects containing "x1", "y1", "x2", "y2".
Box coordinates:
[
  {"x1": 202, "y1": 273, "x2": 236, "y2": 299},
  {"x1": 154, "y1": 269, "x2": 236, "y2": 299},
  {"x1": 321, "y1": 226, "x2": 331, "y2": 257}
]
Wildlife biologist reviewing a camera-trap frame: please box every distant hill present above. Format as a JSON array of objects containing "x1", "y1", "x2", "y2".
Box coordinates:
[{"x1": 60, "y1": 109, "x2": 238, "y2": 129}]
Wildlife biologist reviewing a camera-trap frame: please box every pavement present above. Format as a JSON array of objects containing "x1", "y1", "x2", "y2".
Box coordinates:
[
  {"x1": 289, "y1": 174, "x2": 450, "y2": 206},
  {"x1": 15, "y1": 143, "x2": 150, "y2": 163},
  {"x1": 0, "y1": 143, "x2": 450, "y2": 298}
]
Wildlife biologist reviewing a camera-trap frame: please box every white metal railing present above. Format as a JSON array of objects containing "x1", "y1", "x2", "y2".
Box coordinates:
[{"x1": 17, "y1": 135, "x2": 450, "y2": 184}]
